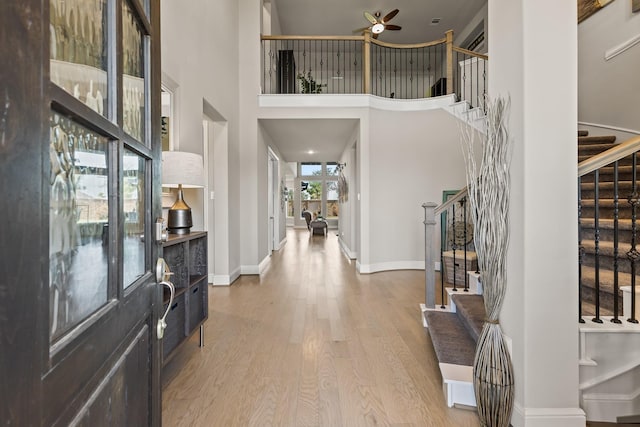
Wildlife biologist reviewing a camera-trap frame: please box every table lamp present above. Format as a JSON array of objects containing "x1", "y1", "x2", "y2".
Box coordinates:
[{"x1": 162, "y1": 151, "x2": 205, "y2": 234}]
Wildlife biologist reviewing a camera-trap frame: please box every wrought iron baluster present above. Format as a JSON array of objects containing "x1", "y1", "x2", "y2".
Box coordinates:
[
  {"x1": 451, "y1": 203, "x2": 458, "y2": 292},
  {"x1": 593, "y1": 169, "x2": 603, "y2": 323},
  {"x1": 462, "y1": 197, "x2": 469, "y2": 292},
  {"x1": 578, "y1": 175, "x2": 585, "y2": 323},
  {"x1": 628, "y1": 153, "x2": 640, "y2": 323},
  {"x1": 613, "y1": 161, "x2": 622, "y2": 323}
]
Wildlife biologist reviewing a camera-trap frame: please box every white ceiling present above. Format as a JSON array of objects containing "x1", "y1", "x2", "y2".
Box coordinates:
[
  {"x1": 261, "y1": 0, "x2": 486, "y2": 165},
  {"x1": 272, "y1": 0, "x2": 487, "y2": 44},
  {"x1": 260, "y1": 119, "x2": 359, "y2": 163}
]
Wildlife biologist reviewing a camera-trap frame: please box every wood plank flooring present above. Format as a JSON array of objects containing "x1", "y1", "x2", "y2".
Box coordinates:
[{"x1": 162, "y1": 228, "x2": 480, "y2": 426}]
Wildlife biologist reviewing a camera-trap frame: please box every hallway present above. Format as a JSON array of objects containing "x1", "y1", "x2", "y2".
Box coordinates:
[{"x1": 162, "y1": 228, "x2": 480, "y2": 426}]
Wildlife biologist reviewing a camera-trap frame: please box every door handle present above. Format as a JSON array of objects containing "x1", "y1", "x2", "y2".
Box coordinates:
[{"x1": 156, "y1": 258, "x2": 175, "y2": 340}]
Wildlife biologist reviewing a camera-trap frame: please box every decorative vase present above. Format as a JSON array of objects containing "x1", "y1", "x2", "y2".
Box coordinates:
[{"x1": 461, "y1": 95, "x2": 515, "y2": 427}]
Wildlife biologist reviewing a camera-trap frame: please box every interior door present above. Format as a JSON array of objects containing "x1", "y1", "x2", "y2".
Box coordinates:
[{"x1": 0, "y1": 0, "x2": 163, "y2": 425}]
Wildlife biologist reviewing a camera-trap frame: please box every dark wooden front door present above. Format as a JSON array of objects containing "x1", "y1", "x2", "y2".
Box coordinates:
[{"x1": 0, "y1": 0, "x2": 163, "y2": 425}]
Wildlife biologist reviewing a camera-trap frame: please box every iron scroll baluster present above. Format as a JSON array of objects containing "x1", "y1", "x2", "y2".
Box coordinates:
[
  {"x1": 578, "y1": 176, "x2": 585, "y2": 323},
  {"x1": 462, "y1": 197, "x2": 469, "y2": 292},
  {"x1": 451, "y1": 203, "x2": 458, "y2": 292},
  {"x1": 627, "y1": 153, "x2": 640, "y2": 323},
  {"x1": 593, "y1": 169, "x2": 603, "y2": 323},
  {"x1": 612, "y1": 161, "x2": 622, "y2": 323}
]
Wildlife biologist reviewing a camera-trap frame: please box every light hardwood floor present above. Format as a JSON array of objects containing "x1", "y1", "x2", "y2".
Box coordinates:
[{"x1": 162, "y1": 228, "x2": 480, "y2": 426}]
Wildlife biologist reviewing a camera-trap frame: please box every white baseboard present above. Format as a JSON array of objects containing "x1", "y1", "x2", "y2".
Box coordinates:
[
  {"x1": 358, "y1": 260, "x2": 424, "y2": 274},
  {"x1": 259, "y1": 255, "x2": 270, "y2": 273},
  {"x1": 277, "y1": 236, "x2": 287, "y2": 251},
  {"x1": 240, "y1": 265, "x2": 259, "y2": 275},
  {"x1": 211, "y1": 267, "x2": 240, "y2": 286},
  {"x1": 511, "y1": 403, "x2": 586, "y2": 427},
  {"x1": 338, "y1": 238, "x2": 357, "y2": 259}
]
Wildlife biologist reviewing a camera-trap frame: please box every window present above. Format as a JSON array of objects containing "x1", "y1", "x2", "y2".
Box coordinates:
[
  {"x1": 326, "y1": 180, "x2": 339, "y2": 219},
  {"x1": 326, "y1": 162, "x2": 339, "y2": 176},
  {"x1": 297, "y1": 162, "x2": 342, "y2": 221},
  {"x1": 300, "y1": 162, "x2": 322, "y2": 176}
]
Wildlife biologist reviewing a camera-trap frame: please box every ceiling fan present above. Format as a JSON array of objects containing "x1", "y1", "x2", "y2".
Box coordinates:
[{"x1": 359, "y1": 9, "x2": 401, "y2": 38}]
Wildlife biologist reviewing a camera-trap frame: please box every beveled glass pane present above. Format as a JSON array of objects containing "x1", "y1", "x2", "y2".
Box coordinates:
[
  {"x1": 123, "y1": 150, "x2": 146, "y2": 287},
  {"x1": 50, "y1": 0, "x2": 108, "y2": 116},
  {"x1": 49, "y1": 112, "x2": 109, "y2": 341},
  {"x1": 122, "y1": 3, "x2": 145, "y2": 141}
]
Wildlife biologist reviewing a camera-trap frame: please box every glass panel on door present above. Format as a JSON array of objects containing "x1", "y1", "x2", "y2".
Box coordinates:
[
  {"x1": 122, "y1": 2, "x2": 145, "y2": 142},
  {"x1": 50, "y1": 0, "x2": 108, "y2": 116},
  {"x1": 123, "y1": 149, "x2": 146, "y2": 287},
  {"x1": 49, "y1": 112, "x2": 109, "y2": 341}
]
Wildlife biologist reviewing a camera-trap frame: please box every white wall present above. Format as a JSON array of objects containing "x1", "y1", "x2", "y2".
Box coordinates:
[
  {"x1": 366, "y1": 109, "x2": 468, "y2": 272},
  {"x1": 338, "y1": 126, "x2": 359, "y2": 258},
  {"x1": 579, "y1": 0, "x2": 640, "y2": 135},
  {"x1": 490, "y1": 0, "x2": 584, "y2": 426},
  {"x1": 239, "y1": 0, "x2": 262, "y2": 274},
  {"x1": 161, "y1": 0, "x2": 240, "y2": 282},
  {"x1": 257, "y1": 124, "x2": 288, "y2": 262},
  {"x1": 455, "y1": 3, "x2": 488, "y2": 54}
]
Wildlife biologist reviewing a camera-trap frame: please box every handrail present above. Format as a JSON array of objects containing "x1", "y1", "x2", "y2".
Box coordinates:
[
  {"x1": 452, "y1": 46, "x2": 489, "y2": 61},
  {"x1": 435, "y1": 186, "x2": 469, "y2": 215},
  {"x1": 578, "y1": 135, "x2": 640, "y2": 177},
  {"x1": 261, "y1": 34, "x2": 365, "y2": 41},
  {"x1": 371, "y1": 37, "x2": 447, "y2": 49}
]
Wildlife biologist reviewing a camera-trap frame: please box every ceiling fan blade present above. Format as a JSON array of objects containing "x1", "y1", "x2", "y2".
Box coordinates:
[
  {"x1": 364, "y1": 11, "x2": 377, "y2": 25},
  {"x1": 381, "y1": 9, "x2": 399, "y2": 23},
  {"x1": 385, "y1": 24, "x2": 402, "y2": 31}
]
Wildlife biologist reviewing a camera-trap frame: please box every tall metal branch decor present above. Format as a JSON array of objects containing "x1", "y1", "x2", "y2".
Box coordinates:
[{"x1": 460, "y1": 96, "x2": 514, "y2": 427}]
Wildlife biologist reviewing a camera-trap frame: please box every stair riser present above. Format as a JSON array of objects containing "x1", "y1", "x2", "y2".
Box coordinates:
[
  {"x1": 581, "y1": 228, "x2": 635, "y2": 242},
  {"x1": 581, "y1": 206, "x2": 640, "y2": 220},
  {"x1": 582, "y1": 252, "x2": 640, "y2": 276},
  {"x1": 578, "y1": 144, "x2": 617, "y2": 155},
  {"x1": 580, "y1": 283, "x2": 623, "y2": 314},
  {"x1": 581, "y1": 189, "x2": 638, "y2": 199},
  {"x1": 581, "y1": 171, "x2": 640, "y2": 183}
]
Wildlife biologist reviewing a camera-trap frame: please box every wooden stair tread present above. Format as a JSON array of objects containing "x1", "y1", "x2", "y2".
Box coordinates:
[
  {"x1": 578, "y1": 135, "x2": 617, "y2": 144},
  {"x1": 578, "y1": 130, "x2": 589, "y2": 137}
]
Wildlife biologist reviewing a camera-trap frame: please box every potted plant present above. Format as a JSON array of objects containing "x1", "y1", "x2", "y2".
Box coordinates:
[{"x1": 297, "y1": 71, "x2": 326, "y2": 94}]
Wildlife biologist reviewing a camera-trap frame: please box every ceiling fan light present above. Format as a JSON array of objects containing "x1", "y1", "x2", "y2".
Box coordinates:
[{"x1": 371, "y1": 23, "x2": 385, "y2": 34}]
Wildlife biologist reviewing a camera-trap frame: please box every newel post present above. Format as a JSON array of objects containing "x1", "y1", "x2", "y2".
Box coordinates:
[
  {"x1": 363, "y1": 30, "x2": 371, "y2": 94},
  {"x1": 445, "y1": 30, "x2": 454, "y2": 95},
  {"x1": 423, "y1": 202, "x2": 437, "y2": 309}
]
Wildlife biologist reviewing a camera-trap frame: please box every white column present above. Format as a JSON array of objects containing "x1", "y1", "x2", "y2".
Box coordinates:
[{"x1": 489, "y1": 1, "x2": 585, "y2": 426}]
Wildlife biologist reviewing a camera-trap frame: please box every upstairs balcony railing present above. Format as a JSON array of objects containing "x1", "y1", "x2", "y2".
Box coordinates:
[{"x1": 261, "y1": 31, "x2": 488, "y2": 110}]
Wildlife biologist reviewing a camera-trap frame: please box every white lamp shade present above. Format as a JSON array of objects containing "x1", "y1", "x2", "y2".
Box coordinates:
[{"x1": 162, "y1": 151, "x2": 205, "y2": 188}]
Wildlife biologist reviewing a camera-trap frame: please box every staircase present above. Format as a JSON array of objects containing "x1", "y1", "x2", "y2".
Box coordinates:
[
  {"x1": 578, "y1": 130, "x2": 640, "y2": 422},
  {"x1": 422, "y1": 273, "x2": 484, "y2": 407},
  {"x1": 579, "y1": 132, "x2": 625, "y2": 317}
]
